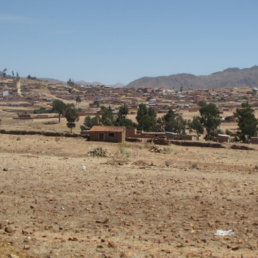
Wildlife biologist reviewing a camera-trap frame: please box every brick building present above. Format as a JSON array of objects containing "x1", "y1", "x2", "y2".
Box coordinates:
[{"x1": 89, "y1": 126, "x2": 126, "y2": 143}]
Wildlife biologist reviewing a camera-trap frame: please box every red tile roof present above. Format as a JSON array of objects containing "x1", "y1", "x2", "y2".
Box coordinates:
[{"x1": 90, "y1": 126, "x2": 125, "y2": 132}]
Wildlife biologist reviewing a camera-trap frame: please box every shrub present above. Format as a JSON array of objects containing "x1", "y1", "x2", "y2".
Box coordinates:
[{"x1": 89, "y1": 147, "x2": 107, "y2": 157}]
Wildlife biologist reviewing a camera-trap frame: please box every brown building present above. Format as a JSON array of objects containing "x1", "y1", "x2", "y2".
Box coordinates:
[
  {"x1": 89, "y1": 126, "x2": 126, "y2": 143},
  {"x1": 250, "y1": 137, "x2": 258, "y2": 144},
  {"x1": 217, "y1": 134, "x2": 230, "y2": 143}
]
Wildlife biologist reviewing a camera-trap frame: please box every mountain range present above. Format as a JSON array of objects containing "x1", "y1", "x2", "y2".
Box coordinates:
[{"x1": 126, "y1": 66, "x2": 258, "y2": 89}]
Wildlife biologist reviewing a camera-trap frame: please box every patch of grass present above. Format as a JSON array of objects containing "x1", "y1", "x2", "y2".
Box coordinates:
[
  {"x1": 163, "y1": 146, "x2": 172, "y2": 154},
  {"x1": 144, "y1": 142, "x2": 152, "y2": 149},
  {"x1": 16, "y1": 137, "x2": 21, "y2": 141},
  {"x1": 118, "y1": 144, "x2": 131, "y2": 158}
]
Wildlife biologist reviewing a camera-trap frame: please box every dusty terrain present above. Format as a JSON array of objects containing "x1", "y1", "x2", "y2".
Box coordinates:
[{"x1": 0, "y1": 134, "x2": 257, "y2": 257}]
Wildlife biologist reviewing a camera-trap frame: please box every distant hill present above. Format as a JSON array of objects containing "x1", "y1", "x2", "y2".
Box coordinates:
[
  {"x1": 126, "y1": 66, "x2": 258, "y2": 89},
  {"x1": 39, "y1": 78, "x2": 65, "y2": 84}
]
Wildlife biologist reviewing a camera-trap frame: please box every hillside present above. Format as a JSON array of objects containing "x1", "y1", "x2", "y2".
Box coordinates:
[{"x1": 126, "y1": 66, "x2": 258, "y2": 89}]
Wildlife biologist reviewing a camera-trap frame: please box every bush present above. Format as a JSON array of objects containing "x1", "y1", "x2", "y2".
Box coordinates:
[
  {"x1": 89, "y1": 147, "x2": 107, "y2": 157},
  {"x1": 225, "y1": 129, "x2": 232, "y2": 135},
  {"x1": 34, "y1": 107, "x2": 53, "y2": 114}
]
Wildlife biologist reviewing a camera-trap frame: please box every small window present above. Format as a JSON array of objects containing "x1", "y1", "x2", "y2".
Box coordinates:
[{"x1": 108, "y1": 133, "x2": 114, "y2": 137}]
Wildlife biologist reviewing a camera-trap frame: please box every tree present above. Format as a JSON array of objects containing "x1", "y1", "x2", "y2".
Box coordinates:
[
  {"x1": 52, "y1": 99, "x2": 66, "y2": 123},
  {"x1": 118, "y1": 104, "x2": 128, "y2": 119},
  {"x1": 101, "y1": 106, "x2": 114, "y2": 126},
  {"x1": 65, "y1": 104, "x2": 79, "y2": 133},
  {"x1": 115, "y1": 104, "x2": 136, "y2": 129},
  {"x1": 163, "y1": 108, "x2": 176, "y2": 131},
  {"x1": 81, "y1": 115, "x2": 101, "y2": 131},
  {"x1": 67, "y1": 78, "x2": 75, "y2": 87},
  {"x1": 136, "y1": 103, "x2": 148, "y2": 124},
  {"x1": 2, "y1": 68, "x2": 7, "y2": 78},
  {"x1": 199, "y1": 101, "x2": 221, "y2": 140},
  {"x1": 156, "y1": 117, "x2": 165, "y2": 132},
  {"x1": 234, "y1": 102, "x2": 257, "y2": 142},
  {"x1": 93, "y1": 100, "x2": 100, "y2": 107},
  {"x1": 190, "y1": 116, "x2": 204, "y2": 139},
  {"x1": 136, "y1": 104, "x2": 157, "y2": 131},
  {"x1": 76, "y1": 96, "x2": 81, "y2": 107},
  {"x1": 173, "y1": 114, "x2": 186, "y2": 135},
  {"x1": 163, "y1": 108, "x2": 186, "y2": 134}
]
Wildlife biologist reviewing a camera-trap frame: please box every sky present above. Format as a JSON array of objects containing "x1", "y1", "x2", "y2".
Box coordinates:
[{"x1": 0, "y1": 0, "x2": 258, "y2": 85}]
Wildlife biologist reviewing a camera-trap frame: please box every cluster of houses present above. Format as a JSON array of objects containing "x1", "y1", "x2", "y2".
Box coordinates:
[
  {"x1": 0, "y1": 77, "x2": 257, "y2": 144},
  {"x1": 1, "y1": 77, "x2": 257, "y2": 114},
  {"x1": 85, "y1": 126, "x2": 192, "y2": 144},
  {"x1": 84, "y1": 126, "x2": 258, "y2": 144}
]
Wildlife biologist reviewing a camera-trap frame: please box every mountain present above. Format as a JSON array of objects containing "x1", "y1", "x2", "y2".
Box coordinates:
[
  {"x1": 76, "y1": 80, "x2": 104, "y2": 86},
  {"x1": 39, "y1": 78, "x2": 65, "y2": 83},
  {"x1": 108, "y1": 83, "x2": 124, "y2": 88},
  {"x1": 126, "y1": 66, "x2": 258, "y2": 89}
]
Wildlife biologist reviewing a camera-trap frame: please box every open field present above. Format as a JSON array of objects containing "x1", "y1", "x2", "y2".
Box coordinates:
[{"x1": 0, "y1": 135, "x2": 257, "y2": 257}]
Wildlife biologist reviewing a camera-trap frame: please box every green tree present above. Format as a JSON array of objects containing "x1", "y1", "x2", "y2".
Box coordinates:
[
  {"x1": 81, "y1": 115, "x2": 101, "y2": 131},
  {"x1": 76, "y1": 96, "x2": 81, "y2": 107},
  {"x1": 65, "y1": 104, "x2": 79, "y2": 133},
  {"x1": 199, "y1": 101, "x2": 221, "y2": 140},
  {"x1": 115, "y1": 104, "x2": 136, "y2": 129},
  {"x1": 163, "y1": 108, "x2": 186, "y2": 134},
  {"x1": 190, "y1": 116, "x2": 204, "y2": 139},
  {"x1": 101, "y1": 106, "x2": 114, "y2": 126},
  {"x1": 2, "y1": 68, "x2": 7, "y2": 78},
  {"x1": 67, "y1": 78, "x2": 75, "y2": 87},
  {"x1": 136, "y1": 104, "x2": 157, "y2": 131},
  {"x1": 156, "y1": 117, "x2": 165, "y2": 132},
  {"x1": 117, "y1": 104, "x2": 128, "y2": 119},
  {"x1": 93, "y1": 100, "x2": 100, "y2": 107},
  {"x1": 234, "y1": 102, "x2": 257, "y2": 142},
  {"x1": 52, "y1": 99, "x2": 66, "y2": 123}
]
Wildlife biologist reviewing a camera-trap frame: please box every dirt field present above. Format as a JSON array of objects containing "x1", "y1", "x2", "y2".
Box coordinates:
[{"x1": 0, "y1": 135, "x2": 257, "y2": 257}]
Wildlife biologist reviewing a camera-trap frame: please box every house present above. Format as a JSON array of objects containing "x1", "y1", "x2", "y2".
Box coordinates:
[
  {"x1": 217, "y1": 134, "x2": 230, "y2": 143},
  {"x1": 89, "y1": 126, "x2": 126, "y2": 143}
]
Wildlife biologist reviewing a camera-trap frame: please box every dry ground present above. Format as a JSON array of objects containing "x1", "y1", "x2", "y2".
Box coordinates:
[{"x1": 0, "y1": 135, "x2": 257, "y2": 257}]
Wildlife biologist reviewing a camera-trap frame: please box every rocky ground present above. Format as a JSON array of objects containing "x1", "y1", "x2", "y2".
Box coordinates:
[{"x1": 0, "y1": 135, "x2": 257, "y2": 257}]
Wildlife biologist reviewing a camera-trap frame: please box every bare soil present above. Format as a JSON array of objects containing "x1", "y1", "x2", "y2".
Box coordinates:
[{"x1": 0, "y1": 135, "x2": 257, "y2": 257}]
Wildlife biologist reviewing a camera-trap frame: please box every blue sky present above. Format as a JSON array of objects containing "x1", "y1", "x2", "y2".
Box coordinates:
[{"x1": 0, "y1": 0, "x2": 258, "y2": 84}]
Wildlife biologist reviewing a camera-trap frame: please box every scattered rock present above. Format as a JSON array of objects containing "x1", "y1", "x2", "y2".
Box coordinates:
[
  {"x1": 108, "y1": 241, "x2": 115, "y2": 248},
  {"x1": 149, "y1": 145, "x2": 163, "y2": 153},
  {"x1": 133, "y1": 160, "x2": 150, "y2": 166},
  {"x1": 5, "y1": 226, "x2": 15, "y2": 234},
  {"x1": 96, "y1": 218, "x2": 109, "y2": 224},
  {"x1": 165, "y1": 160, "x2": 173, "y2": 167},
  {"x1": 68, "y1": 237, "x2": 78, "y2": 241}
]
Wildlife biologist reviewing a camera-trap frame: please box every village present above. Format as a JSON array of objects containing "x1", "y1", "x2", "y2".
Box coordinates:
[
  {"x1": 0, "y1": 75, "x2": 258, "y2": 257},
  {"x1": 0, "y1": 76, "x2": 257, "y2": 145}
]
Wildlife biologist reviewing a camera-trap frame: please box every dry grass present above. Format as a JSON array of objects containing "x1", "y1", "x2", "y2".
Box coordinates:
[{"x1": 0, "y1": 134, "x2": 257, "y2": 257}]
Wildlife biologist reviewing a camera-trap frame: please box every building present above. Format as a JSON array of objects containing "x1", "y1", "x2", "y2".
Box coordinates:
[
  {"x1": 217, "y1": 134, "x2": 230, "y2": 143},
  {"x1": 89, "y1": 126, "x2": 126, "y2": 143},
  {"x1": 250, "y1": 137, "x2": 258, "y2": 144}
]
